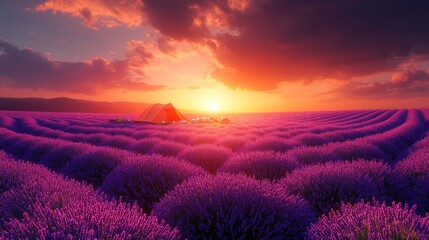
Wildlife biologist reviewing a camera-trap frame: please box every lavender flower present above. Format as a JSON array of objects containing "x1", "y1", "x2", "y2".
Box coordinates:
[
  {"x1": 280, "y1": 160, "x2": 402, "y2": 216},
  {"x1": 0, "y1": 155, "x2": 180, "y2": 239},
  {"x1": 177, "y1": 144, "x2": 232, "y2": 173},
  {"x1": 153, "y1": 173, "x2": 315, "y2": 239},
  {"x1": 101, "y1": 155, "x2": 206, "y2": 212},
  {"x1": 307, "y1": 201, "x2": 429, "y2": 239},
  {"x1": 149, "y1": 140, "x2": 187, "y2": 156},
  {"x1": 242, "y1": 136, "x2": 301, "y2": 153},
  {"x1": 40, "y1": 142, "x2": 93, "y2": 171},
  {"x1": 61, "y1": 148, "x2": 130, "y2": 187},
  {"x1": 218, "y1": 151, "x2": 301, "y2": 180}
]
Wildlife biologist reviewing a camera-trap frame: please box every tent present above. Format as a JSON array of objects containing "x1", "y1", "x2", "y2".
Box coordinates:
[{"x1": 135, "y1": 103, "x2": 188, "y2": 124}]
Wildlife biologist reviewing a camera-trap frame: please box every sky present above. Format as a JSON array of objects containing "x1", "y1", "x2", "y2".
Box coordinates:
[{"x1": 1, "y1": 0, "x2": 429, "y2": 113}]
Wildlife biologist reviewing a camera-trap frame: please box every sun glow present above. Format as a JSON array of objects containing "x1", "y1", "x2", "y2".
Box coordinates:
[{"x1": 207, "y1": 101, "x2": 220, "y2": 112}]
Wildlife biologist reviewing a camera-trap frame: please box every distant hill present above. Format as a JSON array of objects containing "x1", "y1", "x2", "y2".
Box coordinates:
[{"x1": 0, "y1": 97, "x2": 152, "y2": 114}]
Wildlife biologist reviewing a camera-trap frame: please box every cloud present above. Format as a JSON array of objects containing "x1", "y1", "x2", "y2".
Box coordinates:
[
  {"x1": 0, "y1": 39, "x2": 162, "y2": 94},
  {"x1": 35, "y1": 0, "x2": 143, "y2": 28},
  {"x1": 335, "y1": 69, "x2": 429, "y2": 99},
  {"x1": 33, "y1": 0, "x2": 429, "y2": 92},
  {"x1": 140, "y1": 0, "x2": 429, "y2": 90},
  {"x1": 142, "y1": 0, "x2": 231, "y2": 41}
]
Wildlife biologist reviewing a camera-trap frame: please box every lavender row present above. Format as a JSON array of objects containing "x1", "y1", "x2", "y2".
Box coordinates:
[
  {"x1": 3, "y1": 111, "x2": 387, "y2": 141},
  {"x1": 0, "y1": 128, "x2": 214, "y2": 213},
  {"x1": 0, "y1": 110, "x2": 426, "y2": 186},
  {"x1": 1, "y1": 110, "x2": 413, "y2": 156},
  {"x1": 0, "y1": 151, "x2": 181, "y2": 239},
  {"x1": 0, "y1": 151, "x2": 318, "y2": 239},
  {"x1": 307, "y1": 201, "x2": 429, "y2": 239},
  {"x1": 293, "y1": 109, "x2": 426, "y2": 165},
  {"x1": 0, "y1": 126, "x2": 408, "y2": 219},
  {"x1": 396, "y1": 133, "x2": 429, "y2": 214},
  {"x1": 305, "y1": 110, "x2": 396, "y2": 134},
  {"x1": 279, "y1": 160, "x2": 408, "y2": 216}
]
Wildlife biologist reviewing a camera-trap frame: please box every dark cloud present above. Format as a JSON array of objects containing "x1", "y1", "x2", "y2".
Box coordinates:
[
  {"x1": 0, "y1": 38, "x2": 162, "y2": 94},
  {"x1": 80, "y1": 8, "x2": 94, "y2": 25},
  {"x1": 142, "y1": 0, "x2": 429, "y2": 90},
  {"x1": 143, "y1": 0, "x2": 232, "y2": 41},
  {"x1": 335, "y1": 69, "x2": 429, "y2": 99}
]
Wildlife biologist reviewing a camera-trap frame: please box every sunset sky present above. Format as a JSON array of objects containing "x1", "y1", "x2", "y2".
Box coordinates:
[{"x1": 1, "y1": 0, "x2": 429, "y2": 113}]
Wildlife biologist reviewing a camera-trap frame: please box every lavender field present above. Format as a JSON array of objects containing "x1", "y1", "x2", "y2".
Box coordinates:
[{"x1": 1, "y1": 109, "x2": 429, "y2": 239}]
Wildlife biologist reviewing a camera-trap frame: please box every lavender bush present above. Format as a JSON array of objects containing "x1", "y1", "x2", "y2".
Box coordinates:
[
  {"x1": 395, "y1": 139, "x2": 429, "y2": 184},
  {"x1": 0, "y1": 156, "x2": 180, "y2": 239},
  {"x1": 215, "y1": 136, "x2": 248, "y2": 152},
  {"x1": 149, "y1": 140, "x2": 187, "y2": 156},
  {"x1": 242, "y1": 136, "x2": 301, "y2": 153},
  {"x1": 190, "y1": 134, "x2": 218, "y2": 145},
  {"x1": 61, "y1": 148, "x2": 130, "y2": 187},
  {"x1": 325, "y1": 141, "x2": 389, "y2": 161},
  {"x1": 22, "y1": 139, "x2": 62, "y2": 163},
  {"x1": 218, "y1": 151, "x2": 301, "y2": 180},
  {"x1": 2, "y1": 204, "x2": 181, "y2": 239},
  {"x1": 289, "y1": 146, "x2": 340, "y2": 165},
  {"x1": 40, "y1": 142, "x2": 93, "y2": 171},
  {"x1": 101, "y1": 154, "x2": 206, "y2": 212},
  {"x1": 280, "y1": 160, "x2": 404, "y2": 216},
  {"x1": 8, "y1": 137, "x2": 40, "y2": 159},
  {"x1": 294, "y1": 133, "x2": 330, "y2": 146},
  {"x1": 100, "y1": 135, "x2": 137, "y2": 149},
  {"x1": 177, "y1": 144, "x2": 232, "y2": 173},
  {"x1": 128, "y1": 137, "x2": 163, "y2": 154},
  {"x1": 153, "y1": 174, "x2": 315, "y2": 239},
  {"x1": 307, "y1": 201, "x2": 429, "y2": 239},
  {"x1": 0, "y1": 133, "x2": 27, "y2": 151}
]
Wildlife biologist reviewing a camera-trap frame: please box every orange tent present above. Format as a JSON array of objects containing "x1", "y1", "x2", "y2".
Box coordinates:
[{"x1": 135, "y1": 103, "x2": 188, "y2": 124}]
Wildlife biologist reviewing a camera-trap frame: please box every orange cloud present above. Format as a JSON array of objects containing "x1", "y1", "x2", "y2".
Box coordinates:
[
  {"x1": 335, "y1": 69, "x2": 429, "y2": 99},
  {"x1": 32, "y1": 0, "x2": 429, "y2": 98},
  {"x1": 0, "y1": 38, "x2": 162, "y2": 94},
  {"x1": 140, "y1": 0, "x2": 429, "y2": 92},
  {"x1": 35, "y1": 0, "x2": 143, "y2": 28}
]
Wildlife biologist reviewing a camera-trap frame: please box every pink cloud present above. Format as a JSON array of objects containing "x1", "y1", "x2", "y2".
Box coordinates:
[
  {"x1": 335, "y1": 69, "x2": 429, "y2": 99},
  {"x1": 35, "y1": 0, "x2": 143, "y2": 28},
  {"x1": 0, "y1": 39, "x2": 162, "y2": 94},
  {"x1": 141, "y1": 0, "x2": 429, "y2": 91},
  {"x1": 32, "y1": 0, "x2": 429, "y2": 94}
]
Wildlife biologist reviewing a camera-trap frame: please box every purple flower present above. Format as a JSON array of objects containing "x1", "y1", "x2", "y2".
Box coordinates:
[
  {"x1": 218, "y1": 151, "x2": 301, "y2": 180},
  {"x1": 190, "y1": 134, "x2": 218, "y2": 145},
  {"x1": 0, "y1": 155, "x2": 180, "y2": 239},
  {"x1": 307, "y1": 201, "x2": 429, "y2": 239},
  {"x1": 215, "y1": 136, "x2": 248, "y2": 152},
  {"x1": 325, "y1": 140, "x2": 389, "y2": 161},
  {"x1": 288, "y1": 146, "x2": 340, "y2": 165},
  {"x1": 177, "y1": 144, "x2": 232, "y2": 173},
  {"x1": 22, "y1": 139, "x2": 62, "y2": 163},
  {"x1": 8, "y1": 137, "x2": 40, "y2": 159},
  {"x1": 101, "y1": 155, "x2": 206, "y2": 212},
  {"x1": 153, "y1": 173, "x2": 315, "y2": 240},
  {"x1": 149, "y1": 140, "x2": 187, "y2": 156},
  {"x1": 395, "y1": 137, "x2": 429, "y2": 184},
  {"x1": 0, "y1": 132, "x2": 28, "y2": 151},
  {"x1": 61, "y1": 148, "x2": 130, "y2": 187},
  {"x1": 280, "y1": 160, "x2": 401, "y2": 216},
  {"x1": 294, "y1": 133, "x2": 329, "y2": 146},
  {"x1": 40, "y1": 142, "x2": 93, "y2": 171},
  {"x1": 128, "y1": 137, "x2": 163, "y2": 154},
  {"x1": 242, "y1": 136, "x2": 301, "y2": 153},
  {"x1": 100, "y1": 135, "x2": 137, "y2": 149}
]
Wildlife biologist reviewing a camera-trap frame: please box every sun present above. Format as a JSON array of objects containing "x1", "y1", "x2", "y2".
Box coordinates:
[{"x1": 207, "y1": 101, "x2": 219, "y2": 112}]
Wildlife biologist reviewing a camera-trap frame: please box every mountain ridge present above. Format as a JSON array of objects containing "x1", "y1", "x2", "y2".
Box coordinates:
[{"x1": 0, "y1": 97, "x2": 152, "y2": 114}]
